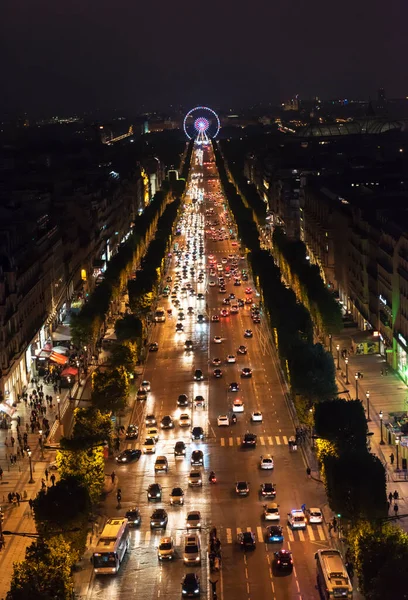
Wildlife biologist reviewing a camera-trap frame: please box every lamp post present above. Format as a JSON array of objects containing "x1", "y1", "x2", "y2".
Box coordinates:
[
  {"x1": 76, "y1": 360, "x2": 81, "y2": 386},
  {"x1": 396, "y1": 437, "x2": 400, "y2": 471},
  {"x1": 365, "y1": 390, "x2": 371, "y2": 421},
  {"x1": 345, "y1": 357, "x2": 349, "y2": 384},
  {"x1": 67, "y1": 376, "x2": 71, "y2": 400},
  {"x1": 39, "y1": 429, "x2": 44, "y2": 460},
  {"x1": 355, "y1": 373, "x2": 359, "y2": 400},
  {"x1": 329, "y1": 334, "x2": 332, "y2": 354},
  {"x1": 379, "y1": 410, "x2": 385, "y2": 444},
  {"x1": 336, "y1": 344, "x2": 340, "y2": 370},
  {"x1": 27, "y1": 449, "x2": 34, "y2": 483},
  {"x1": 57, "y1": 395, "x2": 61, "y2": 421}
]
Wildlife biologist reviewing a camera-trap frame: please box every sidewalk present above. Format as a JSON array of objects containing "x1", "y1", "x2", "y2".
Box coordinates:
[
  {"x1": 331, "y1": 328, "x2": 408, "y2": 529},
  {"x1": 0, "y1": 373, "x2": 85, "y2": 600}
]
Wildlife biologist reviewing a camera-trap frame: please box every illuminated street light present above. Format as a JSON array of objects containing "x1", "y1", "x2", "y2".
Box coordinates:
[
  {"x1": 379, "y1": 410, "x2": 385, "y2": 445},
  {"x1": 39, "y1": 429, "x2": 44, "y2": 460},
  {"x1": 336, "y1": 344, "x2": 340, "y2": 370},
  {"x1": 355, "y1": 373, "x2": 359, "y2": 400},
  {"x1": 365, "y1": 390, "x2": 371, "y2": 421},
  {"x1": 396, "y1": 437, "x2": 400, "y2": 471},
  {"x1": 27, "y1": 449, "x2": 34, "y2": 483},
  {"x1": 345, "y1": 357, "x2": 349, "y2": 384}
]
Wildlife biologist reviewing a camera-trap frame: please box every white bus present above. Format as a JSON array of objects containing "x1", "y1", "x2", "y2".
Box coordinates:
[
  {"x1": 154, "y1": 307, "x2": 166, "y2": 323},
  {"x1": 315, "y1": 549, "x2": 353, "y2": 599},
  {"x1": 92, "y1": 517, "x2": 130, "y2": 575}
]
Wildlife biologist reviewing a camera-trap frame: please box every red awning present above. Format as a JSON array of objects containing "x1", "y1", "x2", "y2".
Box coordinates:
[
  {"x1": 61, "y1": 366, "x2": 78, "y2": 377},
  {"x1": 49, "y1": 351, "x2": 69, "y2": 365}
]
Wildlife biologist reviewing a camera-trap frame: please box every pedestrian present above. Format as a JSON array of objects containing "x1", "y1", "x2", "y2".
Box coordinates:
[
  {"x1": 386, "y1": 501, "x2": 390, "y2": 512},
  {"x1": 15, "y1": 492, "x2": 20, "y2": 506},
  {"x1": 301, "y1": 503, "x2": 306, "y2": 513},
  {"x1": 111, "y1": 471, "x2": 116, "y2": 484},
  {"x1": 41, "y1": 478, "x2": 46, "y2": 491},
  {"x1": 306, "y1": 467, "x2": 311, "y2": 479},
  {"x1": 17, "y1": 416, "x2": 21, "y2": 426},
  {"x1": 0, "y1": 467, "x2": 3, "y2": 480},
  {"x1": 28, "y1": 498, "x2": 34, "y2": 512},
  {"x1": 10, "y1": 436, "x2": 15, "y2": 448},
  {"x1": 393, "y1": 490, "x2": 399, "y2": 501},
  {"x1": 332, "y1": 516, "x2": 338, "y2": 531},
  {"x1": 390, "y1": 453, "x2": 395, "y2": 465},
  {"x1": 388, "y1": 491, "x2": 393, "y2": 504},
  {"x1": 50, "y1": 474, "x2": 56, "y2": 486},
  {"x1": 381, "y1": 369, "x2": 384, "y2": 376},
  {"x1": 7, "y1": 492, "x2": 12, "y2": 503},
  {"x1": 394, "y1": 504, "x2": 399, "y2": 517},
  {"x1": 44, "y1": 468, "x2": 49, "y2": 481}
]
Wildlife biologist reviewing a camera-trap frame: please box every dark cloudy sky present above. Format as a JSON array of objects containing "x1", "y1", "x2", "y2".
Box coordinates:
[{"x1": 2, "y1": 0, "x2": 407, "y2": 115}]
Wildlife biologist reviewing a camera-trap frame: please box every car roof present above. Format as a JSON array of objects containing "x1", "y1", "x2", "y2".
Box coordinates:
[{"x1": 309, "y1": 507, "x2": 321, "y2": 512}]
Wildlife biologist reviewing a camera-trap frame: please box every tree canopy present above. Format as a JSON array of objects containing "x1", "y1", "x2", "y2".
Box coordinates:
[
  {"x1": 314, "y1": 399, "x2": 368, "y2": 453},
  {"x1": 91, "y1": 367, "x2": 129, "y2": 414}
]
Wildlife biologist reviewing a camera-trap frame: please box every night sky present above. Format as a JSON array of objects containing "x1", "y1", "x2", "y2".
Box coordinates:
[{"x1": 2, "y1": 0, "x2": 407, "y2": 115}]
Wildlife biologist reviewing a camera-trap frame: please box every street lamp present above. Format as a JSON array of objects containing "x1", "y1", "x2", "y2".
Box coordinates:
[
  {"x1": 57, "y1": 395, "x2": 61, "y2": 421},
  {"x1": 355, "y1": 373, "x2": 359, "y2": 400},
  {"x1": 329, "y1": 334, "x2": 333, "y2": 354},
  {"x1": 396, "y1": 437, "x2": 400, "y2": 471},
  {"x1": 345, "y1": 357, "x2": 349, "y2": 384},
  {"x1": 76, "y1": 360, "x2": 81, "y2": 386},
  {"x1": 39, "y1": 429, "x2": 44, "y2": 460},
  {"x1": 67, "y1": 376, "x2": 72, "y2": 400},
  {"x1": 27, "y1": 449, "x2": 34, "y2": 483},
  {"x1": 336, "y1": 344, "x2": 340, "y2": 370},
  {"x1": 366, "y1": 390, "x2": 371, "y2": 422},
  {"x1": 379, "y1": 410, "x2": 385, "y2": 445}
]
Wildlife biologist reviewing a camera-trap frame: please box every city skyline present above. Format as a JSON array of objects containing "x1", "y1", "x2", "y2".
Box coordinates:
[{"x1": 2, "y1": 0, "x2": 407, "y2": 115}]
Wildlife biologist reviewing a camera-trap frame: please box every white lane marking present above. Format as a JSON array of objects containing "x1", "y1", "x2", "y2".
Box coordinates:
[
  {"x1": 257, "y1": 526, "x2": 263, "y2": 542},
  {"x1": 317, "y1": 525, "x2": 325, "y2": 540},
  {"x1": 308, "y1": 526, "x2": 315, "y2": 541},
  {"x1": 268, "y1": 436, "x2": 273, "y2": 445},
  {"x1": 145, "y1": 531, "x2": 151, "y2": 543},
  {"x1": 283, "y1": 435, "x2": 288, "y2": 444},
  {"x1": 229, "y1": 437, "x2": 233, "y2": 446},
  {"x1": 220, "y1": 437, "x2": 225, "y2": 447},
  {"x1": 246, "y1": 526, "x2": 252, "y2": 532},
  {"x1": 226, "y1": 528, "x2": 232, "y2": 544},
  {"x1": 275, "y1": 436, "x2": 281, "y2": 445},
  {"x1": 287, "y1": 527, "x2": 294, "y2": 542},
  {"x1": 298, "y1": 529, "x2": 305, "y2": 542},
  {"x1": 237, "y1": 527, "x2": 242, "y2": 535},
  {"x1": 259, "y1": 436, "x2": 265, "y2": 446},
  {"x1": 236, "y1": 437, "x2": 241, "y2": 445}
]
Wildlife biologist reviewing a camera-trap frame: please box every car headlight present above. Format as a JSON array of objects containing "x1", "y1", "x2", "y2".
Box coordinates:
[
  {"x1": 195, "y1": 557, "x2": 200, "y2": 561},
  {"x1": 194, "y1": 589, "x2": 199, "y2": 593},
  {"x1": 156, "y1": 493, "x2": 160, "y2": 497},
  {"x1": 160, "y1": 521, "x2": 165, "y2": 525}
]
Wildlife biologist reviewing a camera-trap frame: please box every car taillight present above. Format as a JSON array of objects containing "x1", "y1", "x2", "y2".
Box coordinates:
[{"x1": 277, "y1": 560, "x2": 280, "y2": 564}]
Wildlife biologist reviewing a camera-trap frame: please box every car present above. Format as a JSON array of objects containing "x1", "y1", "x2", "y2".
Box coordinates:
[
  {"x1": 147, "y1": 483, "x2": 162, "y2": 501},
  {"x1": 170, "y1": 487, "x2": 184, "y2": 505},
  {"x1": 209, "y1": 280, "x2": 216, "y2": 287},
  {"x1": 179, "y1": 413, "x2": 191, "y2": 427},
  {"x1": 193, "y1": 395, "x2": 205, "y2": 408},
  {"x1": 183, "y1": 534, "x2": 201, "y2": 564},
  {"x1": 234, "y1": 279, "x2": 241, "y2": 286},
  {"x1": 220, "y1": 309, "x2": 229, "y2": 317},
  {"x1": 245, "y1": 298, "x2": 252, "y2": 305},
  {"x1": 143, "y1": 438, "x2": 156, "y2": 454},
  {"x1": 273, "y1": 549, "x2": 293, "y2": 571},
  {"x1": 188, "y1": 471, "x2": 202, "y2": 487},
  {"x1": 236, "y1": 481, "x2": 250, "y2": 496},
  {"x1": 213, "y1": 336, "x2": 222, "y2": 344},
  {"x1": 194, "y1": 369, "x2": 204, "y2": 381},
  {"x1": 251, "y1": 411, "x2": 263, "y2": 423},
  {"x1": 161, "y1": 415, "x2": 174, "y2": 429},
  {"x1": 150, "y1": 508, "x2": 168, "y2": 529},
  {"x1": 307, "y1": 507, "x2": 323, "y2": 524},
  {"x1": 146, "y1": 427, "x2": 159, "y2": 441},
  {"x1": 241, "y1": 367, "x2": 252, "y2": 378},
  {"x1": 174, "y1": 441, "x2": 186, "y2": 456},
  {"x1": 211, "y1": 314, "x2": 220, "y2": 322},
  {"x1": 154, "y1": 456, "x2": 169, "y2": 473},
  {"x1": 230, "y1": 304, "x2": 239, "y2": 314},
  {"x1": 260, "y1": 483, "x2": 276, "y2": 498},
  {"x1": 263, "y1": 503, "x2": 280, "y2": 521},
  {"x1": 187, "y1": 306, "x2": 194, "y2": 314},
  {"x1": 287, "y1": 509, "x2": 306, "y2": 529},
  {"x1": 217, "y1": 414, "x2": 230, "y2": 427},
  {"x1": 237, "y1": 531, "x2": 256, "y2": 550},
  {"x1": 181, "y1": 573, "x2": 200, "y2": 597},
  {"x1": 242, "y1": 432, "x2": 257, "y2": 447},
  {"x1": 176, "y1": 323, "x2": 184, "y2": 333},
  {"x1": 226, "y1": 354, "x2": 236, "y2": 363},
  {"x1": 197, "y1": 293, "x2": 204, "y2": 300},
  {"x1": 145, "y1": 414, "x2": 157, "y2": 426},
  {"x1": 252, "y1": 315, "x2": 261, "y2": 324},
  {"x1": 186, "y1": 510, "x2": 202, "y2": 530},
  {"x1": 197, "y1": 314, "x2": 205, "y2": 323},
  {"x1": 222, "y1": 298, "x2": 231, "y2": 305},
  {"x1": 158, "y1": 536, "x2": 175, "y2": 560},
  {"x1": 141, "y1": 380, "x2": 151, "y2": 392},
  {"x1": 212, "y1": 357, "x2": 221, "y2": 366},
  {"x1": 149, "y1": 342, "x2": 159, "y2": 352},
  {"x1": 125, "y1": 507, "x2": 141, "y2": 527},
  {"x1": 177, "y1": 394, "x2": 189, "y2": 407},
  {"x1": 260, "y1": 454, "x2": 274, "y2": 469},
  {"x1": 137, "y1": 388, "x2": 147, "y2": 401},
  {"x1": 191, "y1": 426, "x2": 204, "y2": 440},
  {"x1": 244, "y1": 329, "x2": 253, "y2": 338},
  {"x1": 265, "y1": 525, "x2": 284, "y2": 543},
  {"x1": 191, "y1": 450, "x2": 204, "y2": 466},
  {"x1": 185, "y1": 340, "x2": 194, "y2": 351},
  {"x1": 229, "y1": 382, "x2": 240, "y2": 392},
  {"x1": 219, "y1": 287, "x2": 227, "y2": 294},
  {"x1": 237, "y1": 345, "x2": 247, "y2": 354},
  {"x1": 213, "y1": 368, "x2": 223, "y2": 378},
  {"x1": 245, "y1": 287, "x2": 253, "y2": 295},
  {"x1": 126, "y1": 424, "x2": 139, "y2": 439},
  {"x1": 232, "y1": 398, "x2": 244, "y2": 412}
]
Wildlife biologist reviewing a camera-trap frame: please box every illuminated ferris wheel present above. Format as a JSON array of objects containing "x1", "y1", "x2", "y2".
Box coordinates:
[{"x1": 183, "y1": 106, "x2": 220, "y2": 143}]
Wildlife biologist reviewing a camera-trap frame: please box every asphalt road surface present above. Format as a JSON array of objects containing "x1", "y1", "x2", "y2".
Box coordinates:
[{"x1": 86, "y1": 144, "x2": 331, "y2": 600}]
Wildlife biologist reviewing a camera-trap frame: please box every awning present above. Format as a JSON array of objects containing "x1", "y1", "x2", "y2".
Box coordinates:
[
  {"x1": 52, "y1": 325, "x2": 71, "y2": 341},
  {"x1": 49, "y1": 351, "x2": 69, "y2": 365},
  {"x1": 52, "y1": 346, "x2": 69, "y2": 355},
  {"x1": 37, "y1": 349, "x2": 51, "y2": 359},
  {"x1": 61, "y1": 366, "x2": 78, "y2": 377},
  {"x1": 0, "y1": 403, "x2": 16, "y2": 417}
]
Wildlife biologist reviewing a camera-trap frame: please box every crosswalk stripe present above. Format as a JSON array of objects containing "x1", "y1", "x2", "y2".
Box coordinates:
[
  {"x1": 145, "y1": 531, "x2": 151, "y2": 543},
  {"x1": 220, "y1": 438, "x2": 225, "y2": 447},
  {"x1": 257, "y1": 527, "x2": 263, "y2": 542},
  {"x1": 282, "y1": 436, "x2": 288, "y2": 445},
  {"x1": 308, "y1": 526, "x2": 315, "y2": 541},
  {"x1": 236, "y1": 437, "x2": 241, "y2": 445},
  {"x1": 226, "y1": 528, "x2": 232, "y2": 544},
  {"x1": 176, "y1": 532, "x2": 182, "y2": 546},
  {"x1": 275, "y1": 436, "x2": 281, "y2": 445},
  {"x1": 229, "y1": 437, "x2": 233, "y2": 447},
  {"x1": 287, "y1": 527, "x2": 294, "y2": 542},
  {"x1": 317, "y1": 525, "x2": 325, "y2": 540},
  {"x1": 259, "y1": 436, "x2": 265, "y2": 445},
  {"x1": 298, "y1": 530, "x2": 305, "y2": 542},
  {"x1": 268, "y1": 436, "x2": 273, "y2": 445},
  {"x1": 246, "y1": 526, "x2": 252, "y2": 532},
  {"x1": 237, "y1": 527, "x2": 242, "y2": 535}
]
